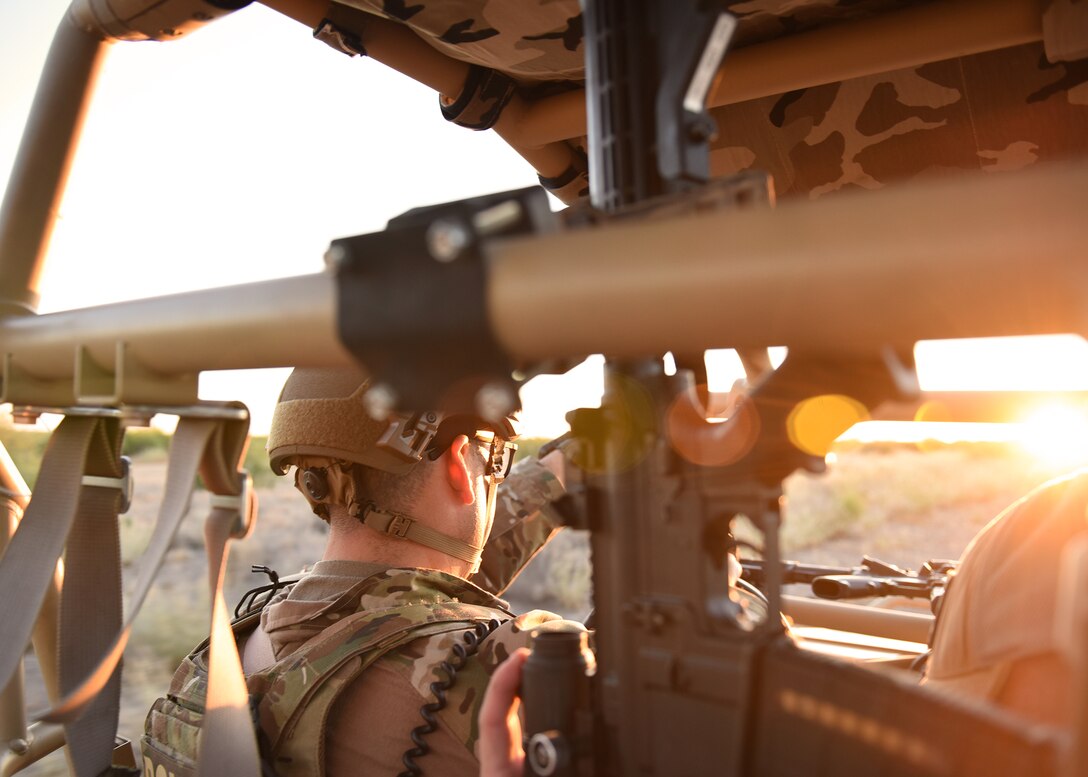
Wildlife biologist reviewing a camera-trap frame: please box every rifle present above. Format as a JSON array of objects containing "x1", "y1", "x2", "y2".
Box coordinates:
[{"x1": 741, "y1": 557, "x2": 955, "y2": 613}]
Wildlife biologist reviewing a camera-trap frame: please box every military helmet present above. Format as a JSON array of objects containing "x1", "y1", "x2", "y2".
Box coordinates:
[{"x1": 267, "y1": 365, "x2": 519, "y2": 477}]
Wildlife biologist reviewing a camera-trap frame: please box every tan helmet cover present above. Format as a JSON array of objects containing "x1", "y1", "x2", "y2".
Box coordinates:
[{"x1": 267, "y1": 366, "x2": 420, "y2": 476}]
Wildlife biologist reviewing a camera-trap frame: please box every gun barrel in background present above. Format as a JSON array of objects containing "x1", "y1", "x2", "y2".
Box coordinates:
[{"x1": 811, "y1": 575, "x2": 891, "y2": 600}]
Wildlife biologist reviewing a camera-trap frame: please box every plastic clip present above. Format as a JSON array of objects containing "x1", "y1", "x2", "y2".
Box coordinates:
[
  {"x1": 81, "y1": 456, "x2": 133, "y2": 514},
  {"x1": 208, "y1": 472, "x2": 256, "y2": 539}
]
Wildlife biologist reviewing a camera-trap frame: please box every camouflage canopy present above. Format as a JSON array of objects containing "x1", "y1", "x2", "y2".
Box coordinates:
[{"x1": 332, "y1": 0, "x2": 1088, "y2": 200}]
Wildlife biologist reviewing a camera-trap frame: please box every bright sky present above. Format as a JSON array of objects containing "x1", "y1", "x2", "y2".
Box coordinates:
[
  {"x1": 1, "y1": 1, "x2": 595, "y2": 436},
  {"x1": 4, "y1": 3, "x2": 1088, "y2": 443}
]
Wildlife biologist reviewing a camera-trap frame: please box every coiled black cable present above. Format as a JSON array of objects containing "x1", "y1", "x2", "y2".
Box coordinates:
[
  {"x1": 235, "y1": 565, "x2": 287, "y2": 619},
  {"x1": 398, "y1": 618, "x2": 503, "y2": 777}
]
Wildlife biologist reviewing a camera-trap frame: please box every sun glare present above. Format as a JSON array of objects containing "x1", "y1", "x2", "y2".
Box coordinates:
[{"x1": 1016, "y1": 404, "x2": 1088, "y2": 471}]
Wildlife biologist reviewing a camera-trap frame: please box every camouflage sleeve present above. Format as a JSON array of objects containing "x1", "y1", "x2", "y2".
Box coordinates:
[
  {"x1": 431, "y1": 610, "x2": 589, "y2": 756},
  {"x1": 472, "y1": 457, "x2": 566, "y2": 596}
]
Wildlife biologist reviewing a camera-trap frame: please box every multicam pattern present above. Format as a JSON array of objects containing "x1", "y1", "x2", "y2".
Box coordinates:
[
  {"x1": 709, "y1": 42, "x2": 1088, "y2": 198},
  {"x1": 383, "y1": 605, "x2": 577, "y2": 753},
  {"x1": 248, "y1": 570, "x2": 526, "y2": 776},
  {"x1": 142, "y1": 456, "x2": 571, "y2": 775},
  {"x1": 475, "y1": 456, "x2": 566, "y2": 594},
  {"x1": 142, "y1": 569, "x2": 580, "y2": 777}
]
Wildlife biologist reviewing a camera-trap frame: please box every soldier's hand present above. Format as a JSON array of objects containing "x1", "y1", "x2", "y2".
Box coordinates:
[{"x1": 479, "y1": 648, "x2": 529, "y2": 777}]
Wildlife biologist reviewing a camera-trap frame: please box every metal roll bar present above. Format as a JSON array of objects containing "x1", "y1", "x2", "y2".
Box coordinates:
[
  {"x1": 489, "y1": 161, "x2": 1088, "y2": 362},
  {"x1": 0, "y1": 161, "x2": 1082, "y2": 408}
]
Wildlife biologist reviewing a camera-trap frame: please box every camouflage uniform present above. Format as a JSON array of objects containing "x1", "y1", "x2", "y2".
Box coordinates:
[{"x1": 142, "y1": 457, "x2": 579, "y2": 777}]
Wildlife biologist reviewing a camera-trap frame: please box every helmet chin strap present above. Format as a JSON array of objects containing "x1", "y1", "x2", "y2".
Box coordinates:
[
  {"x1": 352, "y1": 500, "x2": 485, "y2": 573},
  {"x1": 346, "y1": 445, "x2": 505, "y2": 576}
]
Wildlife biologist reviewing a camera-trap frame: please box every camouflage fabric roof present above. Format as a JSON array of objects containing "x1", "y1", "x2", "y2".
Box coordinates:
[
  {"x1": 725, "y1": 0, "x2": 927, "y2": 49},
  {"x1": 334, "y1": 1, "x2": 1087, "y2": 199},
  {"x1": 333, "y1": 0, "x2": 926, "y2": 83},
  {"x1": 708, "y1": 41, "x2": 1088, "y2": 198}
]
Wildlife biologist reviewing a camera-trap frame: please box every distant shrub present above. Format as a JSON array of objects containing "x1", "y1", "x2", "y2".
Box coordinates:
[
  {"x1": 0, "y1": 423, "x2": 48, "y2": 489},
  {"x1": 244, "y1": 436, "x2": 277, "y2": 489},
  {"x1": 122, "y1": 428, "x2": 171, "y2": 459},
  {"x1": 131, "y1": 586, "x2": 209, "y2": 671},
  {"x1": 515, "y1": 437, "x2": 548, "y2": 462}
]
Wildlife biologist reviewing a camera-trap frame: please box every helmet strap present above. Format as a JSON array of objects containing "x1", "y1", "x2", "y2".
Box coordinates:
[
  {"x1": 482, "y1": 473, "x2": 499, "y2": 573},
  {"x1": 351, "y1": 500, "x2": 484, "y2": 573}
]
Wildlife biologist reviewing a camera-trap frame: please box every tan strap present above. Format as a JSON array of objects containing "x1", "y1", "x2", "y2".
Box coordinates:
[
  {"x1": 0, "y1": 416, "x2": 102, "y2": 691},
  {"x1": 58, "y1": 417, "x2": 127, "y2": 776},
  {"x1": 35, "y1": 417, "x2": 234, "y2": 723},
  {"x1": 28, "y1": 408, "x2": 260, "y2": 777},
  {"x1": 195, "y1": 407, "x2": 260, "y2": 777},
  {"x1": 0, "y1": 415, "x2": 123, "y2": 777},
  {"x1": 359, "y1": 503, "x2": 483, "y2": 568}
]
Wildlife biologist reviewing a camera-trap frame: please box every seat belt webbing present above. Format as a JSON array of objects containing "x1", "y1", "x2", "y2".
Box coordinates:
[
  {"x1": 0, "y1": 416, "x2": 110, "y2": 710},
  {"x1": 59, "y1": 419, "x2": 127, "y2": 776},
  {"x1": 36, "y1": 413, "x2": 260, "y2": 777},
  {"x1": 194, "y1": 412, "x2": 261, "y2": 777},
  {"x1": 37, "y1": 418, "x2": 223, "y2": 723}
]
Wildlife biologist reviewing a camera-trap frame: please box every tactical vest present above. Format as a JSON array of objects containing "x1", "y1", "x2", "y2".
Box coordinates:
[{"x1": 141, "y1": 598, "x2": 509, "y2": 777}]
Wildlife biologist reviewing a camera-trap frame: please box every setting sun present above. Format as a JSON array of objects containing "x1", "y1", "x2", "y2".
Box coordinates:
[{"x1": 1016, "y1": 404, "x2": 1088, "y2": 471}]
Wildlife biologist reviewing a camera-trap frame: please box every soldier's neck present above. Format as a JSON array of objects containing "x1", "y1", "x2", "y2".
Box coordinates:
[{"x1": 323, "y1": 513, "x2": 474, "y2": 578}]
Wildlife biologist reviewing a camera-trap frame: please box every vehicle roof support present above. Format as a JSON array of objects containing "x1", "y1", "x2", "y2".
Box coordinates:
[
  {"x1": 0, "y1": 13, "x2": 109, "y2": 315},
  {"x1": 0, "y1": 162, "x2": 1083, "y2": 408}
]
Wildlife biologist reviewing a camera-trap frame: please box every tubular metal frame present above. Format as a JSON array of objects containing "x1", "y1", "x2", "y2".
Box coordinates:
[
  {"x1": 0, "y1": 161, "x2": 1084, "y2": 405},
  {"x1": 0, "y1": 444, "x2": 62, "y2": 774}
]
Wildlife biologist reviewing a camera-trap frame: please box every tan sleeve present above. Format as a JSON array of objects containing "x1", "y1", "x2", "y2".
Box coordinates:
[{"x1": 324, "y1": 661, "x2": 479, "y2": 777}]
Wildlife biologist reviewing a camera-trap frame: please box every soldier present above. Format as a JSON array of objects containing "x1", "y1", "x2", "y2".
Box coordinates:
[
  {"x1": 143, "y1": 366, "x2": 583, "y2": 776},
  {"x1": 924, "y1": 468, "x2": 1088, "y2": 729}
]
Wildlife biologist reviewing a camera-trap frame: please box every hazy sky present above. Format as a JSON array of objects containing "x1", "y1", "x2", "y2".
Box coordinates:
[
  {"x1": 0, "y1": 1, "x2": 605, "y2": 436},
  {"x1": 4, "y1": 2, "x2": 1088, "y2": 440}
]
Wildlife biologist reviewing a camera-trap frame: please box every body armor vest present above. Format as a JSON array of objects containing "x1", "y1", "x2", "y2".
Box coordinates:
[{"x1": 141, "y1": 597, "x2": 509, "y2": 777}]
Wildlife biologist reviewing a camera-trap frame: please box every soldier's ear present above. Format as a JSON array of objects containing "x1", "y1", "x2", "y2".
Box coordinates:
[{"x1": 444, "y1": 434, "x2": 477, "y2": 506}]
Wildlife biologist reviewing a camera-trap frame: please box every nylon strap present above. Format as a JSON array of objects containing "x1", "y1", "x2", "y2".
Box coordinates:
[
  {"x1": 196, "y1": 412, "x2": 261, "y2": 777},
  {"x1": 359, "y1": 503, "x2": 483, "y2": 569},
  {"x1": 36, "y1": 418, "x2": 228, "y2": 723},
  {"x1": 58, "y1": 418, "x2": 126, "y2": 776},
  {"x1": 0, "y1": 415, "x2": 128, "y2": 776},
  {"x1": 24, "y1": 411, "x2": 259, "y2": 777},
  {"x1": 0, "y1": 416, "x2": 109, "y2": 719}
]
